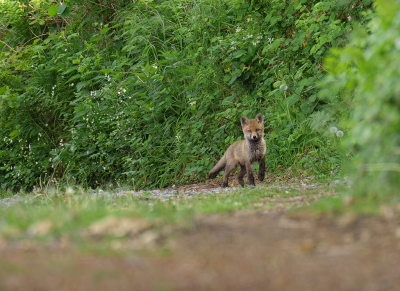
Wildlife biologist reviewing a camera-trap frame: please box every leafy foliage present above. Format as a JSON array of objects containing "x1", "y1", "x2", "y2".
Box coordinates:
[
  {"x1": 0, "y1": 0, "x2": 372, "y2": 190},
  {"x1": 322, "y1": 0, "x2": 400, "y2": 199}
]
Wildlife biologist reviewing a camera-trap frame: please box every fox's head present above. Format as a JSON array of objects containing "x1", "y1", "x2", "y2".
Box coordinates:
[{"x1": 241, "y1": 113, "x2": 264, "y2": 141}]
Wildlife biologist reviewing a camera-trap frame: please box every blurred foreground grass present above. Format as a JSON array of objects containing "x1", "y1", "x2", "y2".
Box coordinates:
[{"x1": 1, "y1": 181, "x2": 397, "y2": 254}]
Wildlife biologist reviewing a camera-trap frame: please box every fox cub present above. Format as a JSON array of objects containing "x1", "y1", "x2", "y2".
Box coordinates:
[{"x1": 208, "y1": 113, "x2": 266, "y2": 187}]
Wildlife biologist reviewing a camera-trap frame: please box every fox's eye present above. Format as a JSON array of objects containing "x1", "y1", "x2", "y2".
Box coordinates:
[
  {"x1": 248, "y1": 130, "x2": 251, "y2": 133},
  {"x1": 256, "y1": 129, "x2": 259, "y2": 132}
]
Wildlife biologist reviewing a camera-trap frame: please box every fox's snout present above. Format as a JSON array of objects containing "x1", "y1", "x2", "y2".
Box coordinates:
[{"x1": 251, "y1": 134, "x2": 258, "y2": 140}]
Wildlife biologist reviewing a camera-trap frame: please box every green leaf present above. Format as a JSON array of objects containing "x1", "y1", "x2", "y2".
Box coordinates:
[
  {"x1": 67, "y1": 74, "x2": 81, "y2": 83},
  {"x1": 90, "y1": 35, "x2": 103, "y2": 42},
  {"x1": 9, "y1": 130, "x2": 20, "y2": 138},
  {"x1": 232, "y1": 50, "x2": 247, "y2": 59},
  {"x1": 60, "y1": 6, "x2": 72, "y2": 18},
  {"x1": 101, "y1": 28, "x2": 110, "y2": 35},
  {"x1": 48, "y1": 5, "x2": 58, "y2": 17},
  {"x1": 76, "y1": 82, "x2": 87, "y2": 92},
  {"x1": 57, "y1": 4, "x2": 67, "y2": 15},
  {"x1": 0, "y1": 86, "x2": 6, "y2": 95},
  {"x1": 221, "y1": 95, "x2": 235, "y2": 105},
  {"x1": 228, "y1": 69, "x2": 242, "y2": 85},
  {"x1": 287, "y1": 94, "x2": 299, "y2": 106}
]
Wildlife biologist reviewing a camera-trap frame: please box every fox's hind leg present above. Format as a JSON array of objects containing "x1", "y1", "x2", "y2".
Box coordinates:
[
  {"x1": 237, "y1": 165, "x2": 246, "y2": 187},
  {"x1": 245, "y1": 163, "x2": 255, "y2": 186},
  {"x1": 222, "y1": 162, "x2": 238, "y2": 187},
  {"x1": 258, "y1": 158, "x2": 265, "y2": 182}
]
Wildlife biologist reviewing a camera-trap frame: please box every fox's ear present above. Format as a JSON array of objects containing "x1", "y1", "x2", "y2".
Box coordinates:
[
  {"x1": 255, "y1": 113, "x2": 264, "y2": 124},
  {"x1": 240, "y1": 116, "x2": 249, "y2": 126}
]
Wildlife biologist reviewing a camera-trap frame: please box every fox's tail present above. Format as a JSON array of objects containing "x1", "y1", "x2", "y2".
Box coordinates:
[{"x1": 208, "y1": 155, "x2": 226, "y2": 178}]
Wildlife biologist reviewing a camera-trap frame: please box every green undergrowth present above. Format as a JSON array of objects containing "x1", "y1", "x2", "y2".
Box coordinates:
[{"x1": 0, "y1": 0, "x2": 373, "y2": 191}]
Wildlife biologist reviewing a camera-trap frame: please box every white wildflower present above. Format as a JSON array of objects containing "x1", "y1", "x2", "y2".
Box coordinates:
[
  {"x1": 279, "y1": 84, "x2": 288, "y2": 91},
  {"x1": 336, "y1": 130, "x2": 344, "y2": 137},
  {"x1": 236, "y1": 28, "x2": 241, "y2": 33},
  {"x1": 330, "y1": 127, "x2": 338, "y2": 134},
  {"x1": 395, "y1": 38, "x2": 400, "y2": 50}
]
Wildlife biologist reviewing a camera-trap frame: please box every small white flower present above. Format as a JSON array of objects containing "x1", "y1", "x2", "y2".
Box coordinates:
[
  {"x1": 236, "y1": 28, "x2": 241, "y2": 33},
  {"x1": 189, "y1": 101, "x2": 196, "y2": 106},
  {"x1": 330, "y1": 127, "x2": 338, "y2": 134},
  {"x1": 65, "y1": 187, "x2": 74, "y2": 195},
  {"x1": 395, "y1": 38, "x2": 400, "y2": 50},
  {"x1": 336, "y1": 130, "x2": 344, "y2": 137}
]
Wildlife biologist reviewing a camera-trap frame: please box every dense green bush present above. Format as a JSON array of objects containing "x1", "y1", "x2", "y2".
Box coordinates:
[
  {"x1": 322, "y1": 0, "x2": 400, "y2": 198},
  {"x1": 0, "y1": 0, "x2": 372, "y2": 190}
]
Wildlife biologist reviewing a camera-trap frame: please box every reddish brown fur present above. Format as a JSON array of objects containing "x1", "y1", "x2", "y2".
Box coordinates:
[{"x1": 208, "y1": 113, "x2": 266, "y2": 187}]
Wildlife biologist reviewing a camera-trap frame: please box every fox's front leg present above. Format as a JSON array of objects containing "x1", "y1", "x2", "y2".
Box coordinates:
[
  {"x1": 258, "y1": 158, "x2": 265, "y2": 181},
  {"x1": 245, "y1": 163, "x2": 255, "y2": 186}
]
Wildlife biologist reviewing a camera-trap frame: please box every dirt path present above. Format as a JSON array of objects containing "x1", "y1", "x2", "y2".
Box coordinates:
[{"x1": 1, "y1": 206, "x2": 400, "y2": 291}]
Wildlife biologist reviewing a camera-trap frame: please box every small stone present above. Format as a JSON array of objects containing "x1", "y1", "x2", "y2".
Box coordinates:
[
  {"x1": 380, "y1": 205, "x2": 395, "y2": 219},
  {"x1": 395, "y1": 228, "x2": 400, "y2": 239},
  {"x1": 343, "y1": 196, "x2": 353, "y2": 206},
  {"x1": 87, "y1": 216, "x2": 151, "y2": 237},
  {"x1": 28, "y1": 220, "x2": 53, "y2": 236},
  {"x1": 336, "y1": 213, "x2": 356, "y2": 228}
]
